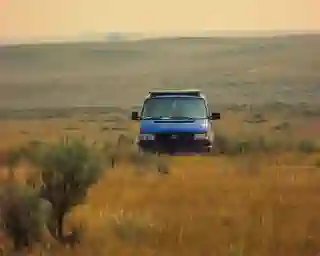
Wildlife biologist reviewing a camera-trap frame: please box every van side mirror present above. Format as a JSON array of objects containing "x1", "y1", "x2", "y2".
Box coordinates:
[
  {"x1": 210, "y1": 112, "x2": 221, "y2": 120},
  {"x1": 131, "y1": 111, "x2": 139, "y2": 121}
]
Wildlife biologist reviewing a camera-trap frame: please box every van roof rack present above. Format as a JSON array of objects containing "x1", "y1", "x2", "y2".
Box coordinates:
[{"x1": 149, "y1": 89, "x2": 201, "y2": 97}]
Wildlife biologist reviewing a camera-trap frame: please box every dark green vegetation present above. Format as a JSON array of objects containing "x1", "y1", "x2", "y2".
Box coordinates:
[
  {"x1": 0, "y1": 137, "x2": 168, "y2": 253},
  {"x1": 0, "y1": 183, "x2": 46, "y2": 251},
  {"x1": 0, "y1": 138, "x2": 105, "y2": 251}
]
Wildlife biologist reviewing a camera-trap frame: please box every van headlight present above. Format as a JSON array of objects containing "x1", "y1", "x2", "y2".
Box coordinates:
[
  {"x1": 194, "y1": 133, "x2": 208, "y2": 140},
  {"x1": 139, "y1": 134, "x2": 155, "y2": 141}
]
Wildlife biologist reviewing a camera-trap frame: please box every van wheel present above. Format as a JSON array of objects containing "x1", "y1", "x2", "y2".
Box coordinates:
[{"x1": 204, "y1": 147, "x2": 212, "y2": 155}]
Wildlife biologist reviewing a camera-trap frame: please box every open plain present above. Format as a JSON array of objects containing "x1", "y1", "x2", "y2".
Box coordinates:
[{"x1": 0, "y1": 35, "x2": 320, "y2": 255}]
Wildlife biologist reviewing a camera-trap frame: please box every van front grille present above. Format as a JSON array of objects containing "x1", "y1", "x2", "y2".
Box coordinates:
[{"x1": 154, "y1": 133, "x2": 195, "y2": 144}]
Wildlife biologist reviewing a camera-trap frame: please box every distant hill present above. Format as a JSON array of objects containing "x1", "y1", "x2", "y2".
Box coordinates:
[
  {"x1": 0, "y1": 34, "x2": 319, "y2": 109},
  {"x1": 1, "y1": 30, "x2": 319, "y2": 45}
]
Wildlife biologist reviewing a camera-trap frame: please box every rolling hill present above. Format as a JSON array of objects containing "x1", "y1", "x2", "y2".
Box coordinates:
[{"x1": 0, "y1": 35, "x2": 319, "y2": 109}]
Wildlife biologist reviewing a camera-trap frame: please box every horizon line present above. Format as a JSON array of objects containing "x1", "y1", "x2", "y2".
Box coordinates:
[{"x1": 1, "y1": 29, "x2": 320, "y2": 46}]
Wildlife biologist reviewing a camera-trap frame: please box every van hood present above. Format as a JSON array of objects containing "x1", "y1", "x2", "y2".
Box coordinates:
[{"x1": 140, "y1": 118, "x2": 210, "y2": 133}]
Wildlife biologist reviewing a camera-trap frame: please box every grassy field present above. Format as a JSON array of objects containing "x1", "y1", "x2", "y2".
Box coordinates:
[
  {"x1": 0, "y1": 35, "x2": 320, "y2": 108},
  {"x1": 0, "y1": 106, "x2": 319, "y2": 255},
  {"x1": 0, "y1": 35, "x2": 320, "y2": 255}
]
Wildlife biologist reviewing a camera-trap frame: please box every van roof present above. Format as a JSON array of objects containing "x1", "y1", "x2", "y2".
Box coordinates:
[{"x1": 146, "y1": 89, "x2": 206, "y2": 99}]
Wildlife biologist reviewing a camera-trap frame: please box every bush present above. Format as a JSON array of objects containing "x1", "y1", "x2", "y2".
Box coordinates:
[
  {"x1": 297, "y1": 140, "x2": 320, "y2": 154},
  {"x1": 244, "y1": 112, "x2": 268, "y2": 123},
  {"x1": 103, "y1": 135, "x2": 170, "y2": 174},
  {"x1": 272, "y1": 121, "x2": 291, "y2": 131},
  {"x1": 5, "y1": 148, "x2": 23, "y2": 181},
  {"x1": 128, "y1": 151, "x2": 170, "y2": 175},
  {"x1": 212, "y1": 134, "x2": 238, "y2": 155},
  {"x1": 213, "y1": 130, "x2": 320, "y2": 156},
  {"x1": 212, "y1": 134, "x2": 262, "y2": 155},
  {"x1": 0, "y1": 184, "x2": 47, "y2": 251},
  {"x1": 21, "y1": 137, "x2": 106, "y2": 245},
  {"x1": 212, "y1": 133, "x2": 291, "y2": 155}
]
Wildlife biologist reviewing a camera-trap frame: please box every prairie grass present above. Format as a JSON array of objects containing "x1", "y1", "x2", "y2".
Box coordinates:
[
  {"x1": 1, "y1": 35, "x2": 320, "y2": 255},
  {"x1": 33, "y1": 153, "x2": 320, "y2": 256},
  {"x1": 1, "y1": 144, "x2": 320, "y2": 255}
]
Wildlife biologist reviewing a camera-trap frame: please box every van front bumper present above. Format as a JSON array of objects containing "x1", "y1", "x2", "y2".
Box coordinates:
[{"x1": 137, "y1": 133, "x2": 213, "y2": 153}]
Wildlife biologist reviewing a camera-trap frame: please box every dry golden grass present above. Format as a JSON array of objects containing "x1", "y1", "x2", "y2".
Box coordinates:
[
  {"x1": 0, "y1": 113, "x2": 319, "y2": 255},
  {"x1": 1, "y1": 35, "x2": 320, "y2": 255},
  {"x1": 24, "y1": 153, "x2": 319, "y2": 256}
]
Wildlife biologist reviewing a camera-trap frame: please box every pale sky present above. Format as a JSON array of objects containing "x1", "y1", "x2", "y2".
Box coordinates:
[{"x1": 1, "y1": 0, "x2": 319, "y2": 39}]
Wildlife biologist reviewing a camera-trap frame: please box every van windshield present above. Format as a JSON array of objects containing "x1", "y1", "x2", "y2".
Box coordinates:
[{"x1": 141, "y1": 97, "x2": 208, "y2": 119}]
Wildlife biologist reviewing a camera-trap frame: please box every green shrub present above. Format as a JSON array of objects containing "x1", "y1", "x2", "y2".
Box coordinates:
[
  {"x1": 212, "y1": 133, "x2": 237, "y2": 155},
  {"x1": 297, "y1": 140, "x2": 319, "y2": 153},
  {"x1": 21, "y1": 137, "x2": 106, "y2": 245},
  {"x1": 272, "y1": 121, "x2": 291, "y2": 131},
  {"x1": 213, "y1": 134, "x2": 264, "y2": 155},
  {"x1": 5, "y1": 148, "x2": 23, "y2": 181},
  {"x1": 213, "y1": 133, "x2": 292, "y2": 155},
  {"x1": 0, "y1": 184, "x2": 47, "y2": 251}
]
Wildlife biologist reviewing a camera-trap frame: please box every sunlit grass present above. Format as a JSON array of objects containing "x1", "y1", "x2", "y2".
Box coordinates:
[
  {"x1": 38, "y1": 153, "x2": 320, "y2": 256},
  {"x1": 0, "y1": 113, "x2": 319, "y2": 255}
]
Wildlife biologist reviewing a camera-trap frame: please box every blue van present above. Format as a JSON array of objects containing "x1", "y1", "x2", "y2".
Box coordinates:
[{"x1": 131, "y1": 89, "x2": 221, "y2": 154}]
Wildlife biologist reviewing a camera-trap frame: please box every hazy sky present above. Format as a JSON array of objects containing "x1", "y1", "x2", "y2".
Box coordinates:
[{"x1": 1, "y1": 0, "x2": 319, "y2": 39}]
